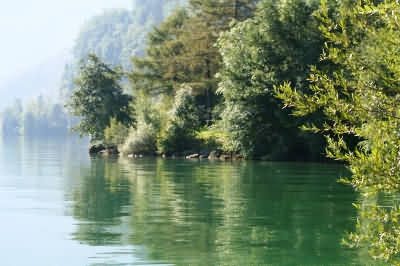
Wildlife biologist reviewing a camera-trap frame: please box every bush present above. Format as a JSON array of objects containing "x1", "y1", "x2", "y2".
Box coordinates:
[
  {"x1": 120, "y1": 123, "x2": 157, "y2": 155},
  {"x1": 159, "y1": 121, "x2": 200, "y2": 155},
  {"x1": 158, "y1": 85, "x2": 201, "y2": 154},
  {"x1": 104, "y1": 117, "x2": 130, "y2": 146},
  {"x1": 196, "y1": 128, "x2": 230, "y2": 151}
]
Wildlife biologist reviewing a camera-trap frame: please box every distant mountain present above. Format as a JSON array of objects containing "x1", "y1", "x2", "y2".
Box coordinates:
[
  {"x1": 0, "y1": 50, "x2": 70, "y2": 110},
  {"x1": 0, "y1": 0, "x2": 188, "y2": 109},
  {"x1": 0, "y1": 0, "x2": 188, "y2": 136},
  {"x1": 60, "y1": 0, "x2": 188, "y2": 100}
]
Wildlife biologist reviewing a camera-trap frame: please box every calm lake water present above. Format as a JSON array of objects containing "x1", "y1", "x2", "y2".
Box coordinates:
[{"x1": 0, "y1": 137, "x2": 368, "y2": 265}]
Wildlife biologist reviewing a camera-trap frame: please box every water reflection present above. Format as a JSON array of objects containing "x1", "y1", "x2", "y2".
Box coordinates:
[
  {"x1": 345, "y1": 193, "x2": 400, "y2": 265},
  {"x1": 72, "y1": 158, "x2": 131, "y2": 246},
  {"x1": 71, "y1": 157, "x2": 361, "y2": 265}
]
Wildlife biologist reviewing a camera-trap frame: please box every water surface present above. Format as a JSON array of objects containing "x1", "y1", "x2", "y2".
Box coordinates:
[{"x1": 0, "y1": 137, "x2": 364, "y2": 265}]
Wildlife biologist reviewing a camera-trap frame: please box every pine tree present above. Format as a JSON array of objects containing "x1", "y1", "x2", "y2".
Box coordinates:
[{"x1": 129, "y1": 0, "x2": 259, "y2": 125}]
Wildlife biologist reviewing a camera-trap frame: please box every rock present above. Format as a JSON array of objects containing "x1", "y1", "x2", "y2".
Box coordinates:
[
  {"x1": 89, "y1": 144, "x2": 119, "y2": 156},
  {"x1": 183, "y1": 150, "x2": 196, "y2": 157},
  {"x1": 99, "y1": 146, "x2": 119, "y2": 156},
  {"x1": 127, "y1": 154, "x2": 134, "y2": 158},
  {"x1": 89, "y1": 144, "x2": 105, "y2": 154},
  {"x1": 208, "y1": 150, "x2": 218, "y2": 159},
  {"x1": 186, "y1": 153, "x2": 199, "y2": 159},
  {"x1": 219, "y1": 154, "x2": 231, "y2": 160},
  {"x1": 232, "y1": 153, "x2": 243, "y2": 160},
  {"x1": 199, "y1": 154, "x2": 208, "y2": 159}
]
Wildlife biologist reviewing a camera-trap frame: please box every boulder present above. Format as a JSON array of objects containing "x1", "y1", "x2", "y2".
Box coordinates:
[
  {"x1": 186, "y1": 153, "x2": 200, "y2": 159},
  {"x1": 89, "y1": 144, "x2": 105, "y2": 154},
  {"x1": 219, "y1": 153, "x2": 231, "y2": 160},
  {"x1": 208, "y1": 150, "x2": 219, "y2": 159},
  {"x1": 232, "y1": 153, "x2": 243, "y2": 160},
  {"x1": 89, "y1": 144, "x2": 119, "y2": 156},
  {"x1": 183, "y1": 150, "x2": 196, "y2": 157},
  {"x1": 99, "y1": 146, "x2": 119, "y2": 156}
]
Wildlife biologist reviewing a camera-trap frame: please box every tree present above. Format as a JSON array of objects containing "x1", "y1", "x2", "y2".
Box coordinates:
[
  {"x1": 60, "y1": 1, "x2": 188, "y2": 102},
  {"x1": 129, "y1": 8, "x2": 190, "y2": 96},
  {"x1": 66, "y1": 54, "x2": 135, "y2": 142},
  {"x1": 179, "y1": 0, "x2": 259, "y2": 123},
  {"x1": 276, "y1": 0, "x2": 400, "y2": 262},
  {"x1": 0, "y1": 102, "x2": 21, "y2": 136},
  {"x1": 129, "y1": 0, "x2": 259, "y2": 126},
  {"x1": 217, "y1": 0, "x2": 325, "y2": 159},
  {"x1": 159, "y1": 85, "x2": 201, "y2": 154}
]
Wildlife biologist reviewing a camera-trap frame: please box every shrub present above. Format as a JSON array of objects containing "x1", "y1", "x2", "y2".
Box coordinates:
[
  {"x1": 159, "y1": 121, "x2": 200, "y2": 155},
  {"x1": 120, "y1": 123, "x2": 157, "y2": 155},
  {"x1": 196, "y1": 128, "x2": 230, "y2": 151},
  {"x1": 104, "y1": 117, "x2": 130, "y2": 146},
  {"x1": 158, "y1": 85, "x2": 201, "y2": 154}
]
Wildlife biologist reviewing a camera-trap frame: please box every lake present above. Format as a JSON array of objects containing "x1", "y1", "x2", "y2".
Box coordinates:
[{"x1": 0, "y1": 137, "x2": 367, "y2": 265}]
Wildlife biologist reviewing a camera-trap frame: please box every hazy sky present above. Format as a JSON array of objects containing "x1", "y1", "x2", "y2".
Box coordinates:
[{"x1": 0, "y1": 0, "x2": 132, "y2": 85}]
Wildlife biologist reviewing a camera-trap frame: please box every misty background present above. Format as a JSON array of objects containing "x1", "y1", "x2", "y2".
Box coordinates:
[
  {"x1": 0, "y1": 0, "x2": 132, "y2": 108},
  {"x1": 0, "y1": 0, "x2": 186, "y2": 137}
]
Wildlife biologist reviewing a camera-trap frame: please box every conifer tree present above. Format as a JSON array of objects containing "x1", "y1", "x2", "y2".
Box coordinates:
[{"x1": 130, "y1": 0, "x2": 259, "y2": 125}]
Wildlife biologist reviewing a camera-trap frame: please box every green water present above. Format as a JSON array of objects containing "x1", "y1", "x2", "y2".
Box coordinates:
[{"x1": 0, "y1": 137, "x2": 365, "y2": 265}]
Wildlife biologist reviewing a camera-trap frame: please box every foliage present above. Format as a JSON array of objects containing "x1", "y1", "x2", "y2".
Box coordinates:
[
  {"x1": 104, "y1": 117, "x2": 130, "y2": 146},
  {"x1": 217, "y1": 0, "x2": 325, "y2": 159},
  {"x1": 129, "y1": 0, "x2": 258, "y2": 126},
  {"x1": 345, "y1": 196, "x2": 400, "y2": 264},
  {"x1": 169, "y1": 85, "x2": 201, "y2": 130},
  {"x1": 66, "y1": 54, "x2": 135, "y2": 142},
  {"x1": 129, "y1": 8, "x2": 190, "y2": 96},
  {"x1": 159, "y1": 86, "x2": 201, "y2": 154},
  {"x1": 120, "y1": 122, "x2": 157, "y2": 155},
  {"x1": 120, "y1": 90, "x2": 161, "y2": 155},
  {"x1": 276, "y1": 0, "x2": 400, "y2": 263},
  {"x1": 196, "y1": 128, "x2": 229, "y2": 151}
]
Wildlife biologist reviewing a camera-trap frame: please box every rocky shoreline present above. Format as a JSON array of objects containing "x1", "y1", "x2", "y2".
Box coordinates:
[{"x1": 89, "y1": 144, "x2": 243, "y2": 161}]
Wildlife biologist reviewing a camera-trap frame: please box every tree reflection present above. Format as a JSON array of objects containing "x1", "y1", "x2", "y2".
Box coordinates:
[
  {"x1": 122, "y1": 159, "x2": 358, "y2": 265},
  {"x1": 70, "y1": 158, "x2": 360, "y2": 264},
  {"x1": 72, "y1": 157, "x2": 131, "y2": 246},
  {"x1": 345, "y1": 193, "x2": 400, "y2": 265}
]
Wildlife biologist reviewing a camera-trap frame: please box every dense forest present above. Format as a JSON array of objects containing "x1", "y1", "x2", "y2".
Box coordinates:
[{"x1": 66, "y1": 0, "x2": 327, "y2": 161}]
